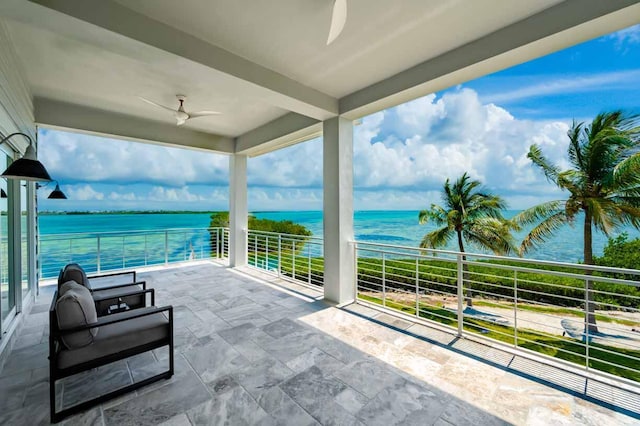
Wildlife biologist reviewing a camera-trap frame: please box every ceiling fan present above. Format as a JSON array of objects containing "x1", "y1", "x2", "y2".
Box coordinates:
[
  {"x1": 139, "y1": 95, "x2": 220, "y2": 126},
  {"x1": 327, "y1": 0, "x2": 347, "y2": 45}
]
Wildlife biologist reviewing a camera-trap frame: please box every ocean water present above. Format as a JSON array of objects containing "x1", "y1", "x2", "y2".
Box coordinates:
[{"x1": 37, "y1": 210, "x2": 640, "y2": 271}]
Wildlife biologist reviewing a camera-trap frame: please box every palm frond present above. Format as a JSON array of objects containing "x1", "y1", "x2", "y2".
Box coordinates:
[
  {"x1": 420, "y1": 226, "x2": 453, "y2": 249},
  {"x1": 511, "y1": 200, "x2": 565, "y2": 227},
  {"x1": 418, "y1": 204, "x2": 448, "y2": 226},
  {"x1": 613, "y1": 153, "x2": 640, "y2": 185},
  {"x1": 567, "y1": 121, "x2": 585, "y2": 170},
  {"x1": 464, "y1": 218, "x2": 518, "y2": 256},
  {"x1": 519, "y1": 211, "x2": 568, "y2": 255},
  {"x1": 528, "y1": 144, "x2": 560, "y2": 184}
]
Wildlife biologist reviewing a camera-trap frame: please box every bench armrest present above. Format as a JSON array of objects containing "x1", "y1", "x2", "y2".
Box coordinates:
[
  {"x1": 87, "y1": 270, "x2": 136, "y2": 282},
  {"x1": 89, "y1": 280, "x2": 147, "y2": 292},
  {"x1": 92, "y1": 288, "x2": 155, "y2": 307}
]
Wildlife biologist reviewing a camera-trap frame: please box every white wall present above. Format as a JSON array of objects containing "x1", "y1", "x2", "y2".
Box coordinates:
[{"x1": 0, "y1": 18, "x2": 34, "y2": 151}]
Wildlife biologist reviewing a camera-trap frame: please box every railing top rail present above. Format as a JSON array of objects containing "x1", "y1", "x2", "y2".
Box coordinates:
[
  {"x1": 40, "y1": 227, "x2": 227, "y2": 239},
  {"x1": 353, "y1": 240, "x2": 640, "y2": 277},
  {"x1": 461, "y1": 258, "x2": 640, "y2": 287},
  {"x1": 247, "y1": 229, "x2": 323, "y2": 242}
]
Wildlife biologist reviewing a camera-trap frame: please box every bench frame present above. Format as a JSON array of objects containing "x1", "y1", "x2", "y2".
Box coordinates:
[{"x1": 49, "y1": 291, "x2": 174, "y2": 423}]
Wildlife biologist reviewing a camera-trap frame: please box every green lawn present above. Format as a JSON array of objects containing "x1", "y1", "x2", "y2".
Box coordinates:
[{"x1": 359, "y1": 293, "x2": 640, "y2": 382}]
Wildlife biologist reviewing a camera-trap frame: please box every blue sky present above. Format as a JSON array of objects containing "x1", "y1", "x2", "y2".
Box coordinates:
[{"x1": 38, "y1": 24, "x2": 640, "y2": 212}]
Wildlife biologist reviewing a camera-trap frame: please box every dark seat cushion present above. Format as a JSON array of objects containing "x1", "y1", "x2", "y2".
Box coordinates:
[
  {"x1": 59, "y1": 263, "x2": 91, "y2": 290},
  {"x1": 57, "y1": 307, "x2": 169, "y2": 370}
]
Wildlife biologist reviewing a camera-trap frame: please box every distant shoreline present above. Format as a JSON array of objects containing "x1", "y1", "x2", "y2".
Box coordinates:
[
  {"x1": 38, "y1": 209, "x2": 424, "y2": 215},
  {"x1": 38, "y1": 210, "x2": 217, "y2": 216}
]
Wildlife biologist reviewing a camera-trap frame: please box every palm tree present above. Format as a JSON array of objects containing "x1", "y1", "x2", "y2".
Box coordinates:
[
  {"x1": 515, "y1": 111, "x2": 640, "y2": 334},
  {"x1": 419, "y1": 173, "x2": 517, "y2": 307}
]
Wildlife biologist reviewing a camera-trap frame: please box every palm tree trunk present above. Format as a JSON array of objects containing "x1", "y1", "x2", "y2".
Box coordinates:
[
  {"x1": 583, "y1": 210, "x2": 598, "y2": 334},
  {"x1": 457, "y1": 231, "x2": 472, "y2": 307}
]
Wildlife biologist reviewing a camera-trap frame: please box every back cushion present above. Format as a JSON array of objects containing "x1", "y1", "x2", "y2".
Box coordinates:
[
  {"x1": 59, "y1": 280, "x2": 86, "y2": 297},
  {"x1": 60, "y1": 263, "x2": 91, "y2": 290},
  {"x1": 55, "y1": 285, "x2": 98, "y2": 349}
]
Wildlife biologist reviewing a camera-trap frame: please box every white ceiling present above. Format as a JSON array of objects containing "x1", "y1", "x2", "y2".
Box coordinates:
[
  {"x1": 114, "y1": 0, "x2": 562, "y2": 98},
  {"x1": 6, "y1": 20, "x2": 287, "y2": 137},
  {"x1": 0, "y1": 0, "x2": 638, "y2": 153}
]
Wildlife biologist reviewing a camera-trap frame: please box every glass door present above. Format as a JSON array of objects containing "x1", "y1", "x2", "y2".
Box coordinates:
[{"x1": 1, "y1": 154, "x2": 14, "y2": 333}]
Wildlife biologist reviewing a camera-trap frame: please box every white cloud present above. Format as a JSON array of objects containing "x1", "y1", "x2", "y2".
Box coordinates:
[
  {"x1": 352, "y1": 88, "x2": 571, "y2": 201},
  {"x1": 148, "y1": 186, "x2": 204, "y2": 202},
  {"x1": 608, "y1": 24, "x2": 640, "y2": 50},
  {"x1": 248, "y1": 138, "x2": 323, "y2": 188},
  {"x1": 248, "y1": 188, "x2": 322, "y2": 211},
  {"x1": 64, "y1": 184, "x2": 104, "y2": 200},
  {"x1": 108, "y1": 192, "x2": 137, "y2": 201},
  {"x1": 39, "y1": 131, "x2": 229, "y2": 187},
  {"x1": 482, "y1": 70, "x2": 640, "y2": 104},
  {"x1": 38, "y1": 87, "x2": 577, "y2": 212}
]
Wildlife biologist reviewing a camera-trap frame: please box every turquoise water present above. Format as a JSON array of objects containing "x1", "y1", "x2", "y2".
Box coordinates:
[{"x1": 37, "y1": 210, "x2": 640, "y2": 276}]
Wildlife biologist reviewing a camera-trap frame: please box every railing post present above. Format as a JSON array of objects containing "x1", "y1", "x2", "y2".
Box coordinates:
[
  {"x1": 265, "y1": 237, "x2": 269, "y2": 271},
  {"x1": 382, "y1": 253, "x2": 386, "y2": 307},
  {"x1": 96, "y1": 235, "x2": 101, "y2": 273},
  {"x1": 584, "y1": 277, "x2": 590, "y2": 370},
  {"x1": 254, "y1": 234, "x2": 258, "y2": 266},
  {"x1": 165, "y1": 230, "x2": 169, "y2": 265},
  {"x1": 69, "y1": 239, "x2": 73, "y2": 263},
  {"x1": 308, "y1": 243, "x2": 311, "y2": 285},
  {"x1": 122, "y1": 236, "x2": 125, "y2": 269},
  {"x1": 215, "y1": 229, "x2": 220, "y2": 259},
  {"x1": 415, "y1": 257, "x2": 420, "y2": 318},
  {"x1": 457, "y1": 253, "x2": 464, "y2": 337},
  {"x1": 144, "y1": 234, "x2": 148, "y2": 265},
  {"x1": 184, "y1": 233, "x2": 187, "y2": 261},
  {"x1": 514, "y1": 270, "x2": 518, "y2": 348},
  {"x1": 292, "y1": 240, "x2": 296, "y2": 280},
  {"x1": 278, "y1": 234, "x2": 282, "y2": 277},
  {"x1": 353, "y1": 243, "x2": 358, "y2": 301}
]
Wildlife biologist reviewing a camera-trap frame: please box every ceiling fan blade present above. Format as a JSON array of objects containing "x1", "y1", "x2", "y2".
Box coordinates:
[
  {"x1": 138, "y1": 96, "x2": 176, "y2": 113},
  {"x1": 327, "y1": 0, "x2": 347, "y2": 45},
  {"x1": 189, "y1": 110, "x2": 221, "y2": 119}
]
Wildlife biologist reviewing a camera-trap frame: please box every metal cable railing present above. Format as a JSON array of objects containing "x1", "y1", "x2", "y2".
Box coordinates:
[
  {"x1": 246, "y1": 229, "x2": 324, "y2": 289},
  {"x1": 353, "y1": 241, "x2": 640, "y2": 386},
  {"x1": 39, "y1": 227, "x2": 229, "y2": 279}
]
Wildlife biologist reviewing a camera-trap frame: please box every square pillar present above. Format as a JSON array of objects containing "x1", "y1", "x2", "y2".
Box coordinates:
[
  {"x1": 323, "y1": 117, "x2": 355, "y2": 304},
  {"x1": 229, "y1": 154, "x2": 248, "y2": 267}
]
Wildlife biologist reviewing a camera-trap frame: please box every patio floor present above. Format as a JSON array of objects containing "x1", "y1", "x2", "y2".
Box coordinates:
[{"x1": 0, "y1": 262, "x2": 638, "y2": 425}]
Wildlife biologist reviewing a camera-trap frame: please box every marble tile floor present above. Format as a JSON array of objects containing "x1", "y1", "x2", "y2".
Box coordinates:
[{"x1": 0, "y1": 262, "x2": 638, "y2": 425}]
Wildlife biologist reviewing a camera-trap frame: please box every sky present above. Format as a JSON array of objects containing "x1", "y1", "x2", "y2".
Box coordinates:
[{"x1": 37, "y1": 24, "x2": 640, "y2": 212}]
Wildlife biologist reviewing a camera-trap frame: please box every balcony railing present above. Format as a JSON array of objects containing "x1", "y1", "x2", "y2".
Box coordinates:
[
  {"x1": 354, "y1": 241, "x2": 640, "y2": 386},
  {"x1": 38, "y1": 226, "x2": 640, "y2": 385},
  {"x1": 246, "y1": 229, "x2": 324, "y2": 288},
  {"x1": 39, "y1": 227, "x2": 229, "y2": 279}
]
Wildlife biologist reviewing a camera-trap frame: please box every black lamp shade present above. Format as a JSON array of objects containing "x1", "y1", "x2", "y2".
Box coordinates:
[
  {"x1": 48, "y1": 183, "x2": 67, "y2": 199},
  {"x1": 1, "y1": 158, "x2": 52, "y2": 182},
  {"x1": 0, "y1": 189, "x2": 6, "y2": 198}
]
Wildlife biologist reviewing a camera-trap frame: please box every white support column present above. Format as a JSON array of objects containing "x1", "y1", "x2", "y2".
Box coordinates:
[
  {"x1": 229, "y1": 154, "x2": 248, "y2": 267},
  {"x1": 27, "y1": 180, "x2": 37, "y2": 298},
  {"x1": 323, "y1": 117, "x2": 355, "y2": 304}
]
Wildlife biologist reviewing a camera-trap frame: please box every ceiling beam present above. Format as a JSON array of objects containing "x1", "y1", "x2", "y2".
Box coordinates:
[
  {"x1": 235, "y1": 112, "x2": 321, "y2": 157},
  {"x1": 28, "y1": 0, "x2": 339, "y2": 121},
  {"x1": 339, "y1": 0, "x2": 640, "y2": 119},
  {"x1": 35, "y1": 97, "x2": 234, "y2": 153}
]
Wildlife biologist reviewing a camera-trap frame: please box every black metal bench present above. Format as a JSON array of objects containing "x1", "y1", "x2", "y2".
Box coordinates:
[{"x1": 49, "y1": 290, "x2": 174, "y2": 423}]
